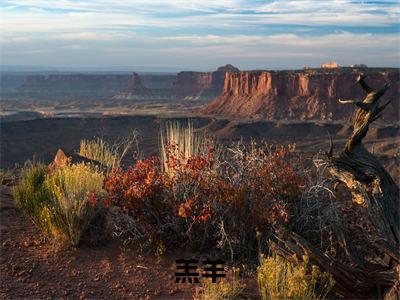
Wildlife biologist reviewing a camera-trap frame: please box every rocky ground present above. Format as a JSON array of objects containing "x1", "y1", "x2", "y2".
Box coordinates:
[{"x1": 0, "y1": 185, "x2": 261, "y2": 299}]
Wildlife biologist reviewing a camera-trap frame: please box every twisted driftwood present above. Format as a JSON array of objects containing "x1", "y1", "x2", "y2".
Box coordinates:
[{"x1": 271, "y1": 74, "x2": 399, "y2": 299}]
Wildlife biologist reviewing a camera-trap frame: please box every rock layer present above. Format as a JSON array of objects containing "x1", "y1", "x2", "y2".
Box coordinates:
[
  {"x1": 201, "y1": 69, "x2": 399, "y2": 121},
  {"x1": 116, "y1": 64, "x2": 239, "y2": 101},
  {"x1": 20, "y1": 74, "x2": 132, "y2": 99}
]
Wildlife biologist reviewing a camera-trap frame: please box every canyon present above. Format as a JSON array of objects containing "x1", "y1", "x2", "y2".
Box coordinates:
[
  {"x1": 1, "y1": 66, "x2": 399, "y2": 122},
  {"x1": 113, "y1": 64, "x2": 239, "y2": 101},
  {"x1": 1, "y1": 66, "x2": 398, "y2": 181},
  {"x1": 201, "y1": 68, "x2": 399, "y2": 121},
  {"x1": 1, "y1": 65, "x2": 238, "y2": 102},
  {"x1": 17, "y1": 74, "x2": 132, "y2": 99}
]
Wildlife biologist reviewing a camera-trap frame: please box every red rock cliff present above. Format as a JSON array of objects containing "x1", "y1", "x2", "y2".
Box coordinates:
[
  {"x1": 172, "y1": 72, "x2": 214, "y2": 94},
  {"x1": 201, "y1": 69, "x2": 399, "y2": 121},
  {"x1": 116, "y1": 64, "x2": 239, "y2": 100},
  {"x1": 172, "y1": 64, "x2": 239, "y2": 94}
]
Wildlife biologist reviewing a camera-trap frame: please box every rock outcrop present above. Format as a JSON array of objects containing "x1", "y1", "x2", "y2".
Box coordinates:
[
  {"x1": 48, "y1": 149, "x2": 105, "y2": 172},
  {"x1": 115, "y1": 64, "x2": 239, "y2": 101},
  {"x1": 201, "y1": 69, "x2": 399, "y2": 121}
]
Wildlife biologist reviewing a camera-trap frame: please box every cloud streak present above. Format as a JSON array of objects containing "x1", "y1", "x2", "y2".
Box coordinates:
[{"x1": 1, "y1": 0, "x2": 399, "y2": 69}]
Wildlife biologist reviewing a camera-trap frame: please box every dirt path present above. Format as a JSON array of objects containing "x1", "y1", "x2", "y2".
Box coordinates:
[{"x1": 0, "y1": 186, "x2": 197, "y2": 299}]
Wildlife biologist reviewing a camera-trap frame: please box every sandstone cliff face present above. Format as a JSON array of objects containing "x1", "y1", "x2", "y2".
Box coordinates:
[
  {"x1": 141, "y1": 74, "x2": 175, "y2": 89},
  {"x1": 172, "y1": 72, "x2": 214, "y2": 94},
  {"x1": 15, "y1": 65, "x2": 239, "y2": 102},
  {"x1": 202, "y1": 70, "x2": 399, "y2": 121},
  {"x1": 117, "y1": 64, "x2": 239, "y2": 101}
]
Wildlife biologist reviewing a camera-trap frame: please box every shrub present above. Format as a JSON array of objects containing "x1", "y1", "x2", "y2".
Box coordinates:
[
  {"x1": 103, "y1": 120, "x2": 311, "y2": 258},
  {"x1": 44, "y1": 163, "x2": 106, "y2": 246},
  {"x1": 104, "y1": 157, "x2": 170, "y2": 248},
  {"x1": 198, "y1": 267, "x2": 246, "y2": 300},
  {"x1": 107, "y1": 139, "x2": 309, "y2": 261},
  {"x1": 257, "y1": 254, "x2": 334, "y2": 300},
  {"x1": 13, "y1": 161, "x2": 106, "y2": 247},
  {"x1": 12, "y1": 161, "x2": 52, "y2": 231},
  {"x1": 79, "y1": 138, "x2": 118, "y2": 168}
]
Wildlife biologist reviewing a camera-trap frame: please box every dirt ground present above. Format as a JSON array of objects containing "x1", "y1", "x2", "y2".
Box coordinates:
[{"x1": 0, "y1": 185, "x2": 260, "y2": 299}]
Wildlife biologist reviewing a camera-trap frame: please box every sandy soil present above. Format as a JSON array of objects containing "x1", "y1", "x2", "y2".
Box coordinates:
[
  {"x1": 0, "y1": 185, "x2": 261, "y2": 299},
  {"x1": 0, "y1": 185, "x2": 197, "y2": 299}
]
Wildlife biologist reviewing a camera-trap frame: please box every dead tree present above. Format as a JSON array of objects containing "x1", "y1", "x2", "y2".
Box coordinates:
[{"x1": 271, "y1": 74, "x2": 399, "y2": 299}]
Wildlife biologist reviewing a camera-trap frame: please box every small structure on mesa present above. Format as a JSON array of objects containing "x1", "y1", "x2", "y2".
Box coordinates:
[
  {"x1": 321, "y1": 61, "x2": 340, "y2": 69},
  {"x1": 350, "y1": 64, "x2": 368, "y2": 68}
]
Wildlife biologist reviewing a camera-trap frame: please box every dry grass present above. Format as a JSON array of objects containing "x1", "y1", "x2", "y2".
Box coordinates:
[
  {"x1": 257, "y1": 254, "x2": 334, "y2": 300},
  {"x1": 0, "y1": 166, "x2": 20, "y2": 186},
  {"x1": 79, "y1": 131, "x2": 141, "y2": 169},
  {"x1": 160, "y1": 120, "x2": 204, "y2": 176},
  {"x1": 13, "y1": 161, "x2": 52, "y2": 230},
  {"x1": 197, "y1": 267, "x2": 246, "y2": 300},
  {"x1": 44, "y1": 163, "x2": 106, "y2": 246},
  {"x1": 79, "y1": 138, "x2": 118, "y2": 168},
  {"x1": 13, "y1": 161, "x2": 106, "y2": 247}
]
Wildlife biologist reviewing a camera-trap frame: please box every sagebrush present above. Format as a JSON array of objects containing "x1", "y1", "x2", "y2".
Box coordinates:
[
  {"x1": 257, "y1": 254, "x2": 334, "y2": 300},
  {"x1": 199, "y1": 267, "x2": 246, "y2": 300},
  {"x1": 13, "y1": 161, "x2": 106, "y2": 247},
  {"x1": 13, "y1": 161, "x2": 52, "y2": 231}
]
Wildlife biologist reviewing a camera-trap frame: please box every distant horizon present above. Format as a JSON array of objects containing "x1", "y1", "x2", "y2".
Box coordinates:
[{"x1": 1, "y1": 63, "x2": 399, "y2": 74}]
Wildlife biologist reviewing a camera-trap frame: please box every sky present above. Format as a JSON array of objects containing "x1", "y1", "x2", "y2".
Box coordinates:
[{"x1": 1, "y1": 0, "x2": 399, "y2": 71}]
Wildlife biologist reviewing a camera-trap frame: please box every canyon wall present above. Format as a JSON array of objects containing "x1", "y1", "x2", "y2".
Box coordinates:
[
  {"x1": 2, "y1": 64, "x2": 245, "y2": 102},
  {"x1": 201, "y1": 69, "x2": 399, "y2": 121},
  {"x1": 115, "y1": 64, "x2": 239, "y2": 101},
  {"x1": 4, "y1": 67, "x2": 398, "y2": 122},
  {"x1": 17, "y1": 74, "x2": 132, "y2": 99}
]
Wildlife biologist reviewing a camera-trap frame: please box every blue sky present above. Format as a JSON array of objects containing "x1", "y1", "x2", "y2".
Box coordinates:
[{"x1": 1, "y1": 0, "x2": 399, "y2": 70}]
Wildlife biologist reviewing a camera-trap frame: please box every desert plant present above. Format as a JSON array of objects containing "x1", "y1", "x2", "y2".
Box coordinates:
[
  {"x1": 160, "y1": 120, "x2": 208, "y2": 176},
  {"x1": 104, "y1": 157, "x2": 169, "y2": 248},
  {"x1": 44, "y1": 163, "x2": 106, "y2": 246},
  {"x1": 12, "y1": 161, "x2": 53, "y2": 231},
  {"x1": 13, "y1": 160, "x2": 107, "y2": 247},
  {"x1": 79, "y1": 138, "x2": 118, "y2": 168},
  {"x1": 199, "y1": 267, "x2": 246, "y2": 300},
  {"x1": 79, "y1": 131, "x2": 141, "y2": 169},
  {"x1": 257, "y1": 253, "x2": 334, "y2": 300},
  {"x1": 107, "y1": 138, "x2": 309, "y2": 260}
]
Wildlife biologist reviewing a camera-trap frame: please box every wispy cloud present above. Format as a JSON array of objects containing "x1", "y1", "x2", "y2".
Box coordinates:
[{"x1": 1, "y1": 0, "x2": 399, "y2": 69}]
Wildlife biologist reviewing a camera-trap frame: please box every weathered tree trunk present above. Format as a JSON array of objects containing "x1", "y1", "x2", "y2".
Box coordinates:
[
  {"x1": 271, "y1": 74, "x2": 400, "y2": 299},
  {"x1": 330, "y1": 74, "x2": 399, "y2": 247}
]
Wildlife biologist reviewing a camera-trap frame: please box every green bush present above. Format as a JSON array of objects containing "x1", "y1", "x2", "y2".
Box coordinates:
[
  {"x1": 44, "y1": 163, "x2": 106, "y2": 246},
  {"x1": 13, "y1": 161, "x2": 106, "y2": 247},
  {"x1": 258, "y1": 254, "x2": 334, "y2": 300},
  {"x1": 13, "y1": 161, "x2": 52, "y2": 231}
]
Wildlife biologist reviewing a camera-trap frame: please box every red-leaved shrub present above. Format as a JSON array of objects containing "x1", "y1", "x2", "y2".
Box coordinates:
[{"x1": 104, "y1": 141, "x2": 309, "y2": 259}]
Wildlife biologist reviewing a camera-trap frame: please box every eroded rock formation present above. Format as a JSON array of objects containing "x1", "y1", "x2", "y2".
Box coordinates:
[
  {"x1": 201, "y1": 69, "x2": 399, "y2": 121},
  {"x1": 115, "y1": 64, "x2": 239, "y2": 101}
]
